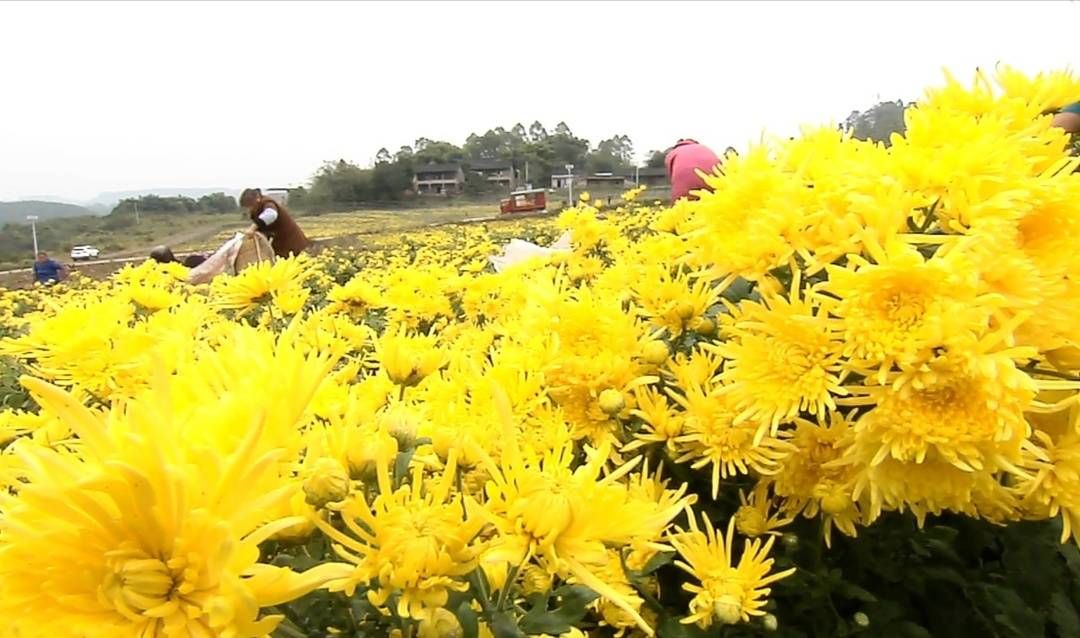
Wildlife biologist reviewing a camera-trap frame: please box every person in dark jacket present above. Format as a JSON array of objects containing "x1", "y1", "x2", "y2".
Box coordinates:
[
  {"x1": 150, "y1": 245, "x2": 207, "y2": 269},
  {"x1": 182, "y1": 254, "x2": 207, "y2": 268},
  {"x1": 31, "y1": 251, "x2": 65, "y2": 285},
  {"x1": 150, "y1": 246, "x2": 177, "y2": 264},
  {"x1": 239, "y1": 188, "x2": 310, "y2": 258}
]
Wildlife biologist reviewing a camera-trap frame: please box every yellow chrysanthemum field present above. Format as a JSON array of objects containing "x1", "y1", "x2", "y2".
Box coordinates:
[{"x1": 2, "y1": 67, "x2": 1080, "y2": 637}]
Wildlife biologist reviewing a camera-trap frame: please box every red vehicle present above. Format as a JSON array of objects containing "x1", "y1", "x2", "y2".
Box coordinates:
[{"x1": 500, "y1": 188, "x2": 547, "y2": 215}]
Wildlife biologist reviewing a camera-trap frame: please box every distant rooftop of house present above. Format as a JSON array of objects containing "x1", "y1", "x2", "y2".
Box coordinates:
[{"x1": 622, "y1": 166, "x2": 667, "y2": 177}]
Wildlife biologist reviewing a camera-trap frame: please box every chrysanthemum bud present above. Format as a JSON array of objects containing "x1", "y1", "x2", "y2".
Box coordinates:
[
  {"x1": 379, "y1": 404, "x2": 421, "y2": 450},
  {"x1": 854, "y1": 612, "x2": 870, "y2": 628},
  {"x1": 676, "y1": 301, "x2": 697, "y2": 320},
  {"x1": 346, "y1": 431, "x2": 398, "y2": 482},
  {"x1": 642, "y1": 340, "x2": 670, "y2": 365},
  {"x1": 418, "y1": 608, "x2": 463, "y2": 638},
  {"x1": 781, "y1": 533, "x2": 800, "y2": 551},
  {"x1": 598, "y1": 389, "x2": 626, "y2": 416},
  {"x1": 820, "y1": 489, "x2": 850, "y2": 515},
  {"x1": 690, "y1": 316, "x2": 716, "y2": 336},
  {"x1": 520, "y1": 565, "x2": 553, "y2": 596},
  {"x1": 713, "y1": 594, "x2": 743, "y2": 625},
  {"x1": 763, "y1": 613, "x2": 779, "y2": 632},
  {"x1": 735, "y1": 504, "x2": 769, "y2": 538},
  {"x1": 303, "y1": 458, "x2": 350, "y2": 508}
]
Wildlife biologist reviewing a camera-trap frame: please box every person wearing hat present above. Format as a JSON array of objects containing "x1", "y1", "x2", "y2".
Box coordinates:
[
  {"x1": 664, "y1": 139, "x2": 721, "y2": 203},
  {"x1": 239, "y1": 188, "x2": 310, "y2": 258}
]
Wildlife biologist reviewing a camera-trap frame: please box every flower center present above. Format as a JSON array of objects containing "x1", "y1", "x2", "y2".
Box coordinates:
[
  {"x1": 102, "y1": 554, "x2": 176, "y2": 618},
  {"x1": 713, "y1": 593, "x2": 743, "y2": 625}
]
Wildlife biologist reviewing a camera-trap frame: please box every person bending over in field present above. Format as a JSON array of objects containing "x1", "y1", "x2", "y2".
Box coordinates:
[
  {"x1": 239, "y1": 188, "x2": 310, "y2": 258},
  {"x1": 150, "y1": 245, "x2": 207, "y2": 268},
  {"x1": 1053, "y1": 102, "x2": 1080, "y2": 134},
  {"x1": 665, "y1": 139, "x2": 721, "y2": 203}
]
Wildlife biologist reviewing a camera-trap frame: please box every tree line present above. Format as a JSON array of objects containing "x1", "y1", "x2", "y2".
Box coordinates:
[
  {"x1": 109, "y1": 192, "x2": 238, "y2": 216},
  {"x1": 290, "y1": 122, "x2": 657, "y2": 209}
]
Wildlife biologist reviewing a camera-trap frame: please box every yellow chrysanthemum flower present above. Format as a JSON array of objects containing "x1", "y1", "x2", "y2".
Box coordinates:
[
  {"x1": 0, "y1": 376, "x2": 351, "y2": 638},
  {"x1": 670, "y1": 513, "x2": 795, "y2": 628},
  {"x1": 712, "y1": 280, "x2": 846, "y2": 436},
  {"x1": 316, "y1": 449, "x2": 486, "y2": 622}
]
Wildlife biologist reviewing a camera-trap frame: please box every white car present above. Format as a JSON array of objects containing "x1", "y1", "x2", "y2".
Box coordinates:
[{"x1": 70, "y1": 245, "x2": 100, "y2": 261}]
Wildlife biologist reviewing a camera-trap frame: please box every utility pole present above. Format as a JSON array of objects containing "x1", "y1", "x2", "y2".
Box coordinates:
[
  {"x1": 134, "y1": 201, "x2": 140, "y2": 224},
  {"x1": 26, "y1": 215, "x2": 38, "y2": 255},
  {"x1": 565, "y1": 163, "x2": 574, "y2": 203}
]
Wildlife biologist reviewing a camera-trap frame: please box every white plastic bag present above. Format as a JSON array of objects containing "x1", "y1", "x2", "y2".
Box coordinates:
[
  {"x1": 489, "y1": 231, "x2": 572, "y2": 272},
  {"x1": 185, "y1": 233, "x2": 245, "y2": 285}
]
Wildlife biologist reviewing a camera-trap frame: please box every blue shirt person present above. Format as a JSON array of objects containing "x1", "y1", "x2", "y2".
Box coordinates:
[{"x1": 31, "y1": 251, "x2": 65, "y2": 285}]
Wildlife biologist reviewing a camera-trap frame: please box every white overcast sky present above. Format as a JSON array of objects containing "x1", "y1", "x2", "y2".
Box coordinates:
[{"x1": 1, "y1": 0, "x2": 1078, "y2": 202}]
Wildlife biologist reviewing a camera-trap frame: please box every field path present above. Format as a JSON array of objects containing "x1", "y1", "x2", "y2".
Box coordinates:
[
  {"x1": 102, "y1": 219, "x2": 247, "y2": 259},
  {"x1": 0, "y1": 208, "x2": 559, "y2": 289}
]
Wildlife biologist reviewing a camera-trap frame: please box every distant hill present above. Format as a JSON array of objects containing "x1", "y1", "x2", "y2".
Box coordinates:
[
  {"x1": 88, "y1": 187, "x2": 241, "y2": 209},
  {"x1": 0, "y1": 200, "x2": 99, "y2": 225}
]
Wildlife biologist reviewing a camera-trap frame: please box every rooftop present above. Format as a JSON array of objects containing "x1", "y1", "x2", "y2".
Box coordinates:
[{"x1": 622, "y1": 166, "x2": 667, "y2": 178}]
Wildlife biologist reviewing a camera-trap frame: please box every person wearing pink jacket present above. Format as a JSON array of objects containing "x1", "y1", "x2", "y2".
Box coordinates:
[{"x1": 664, "y1": 139, "x2": 721, "y2": 203}]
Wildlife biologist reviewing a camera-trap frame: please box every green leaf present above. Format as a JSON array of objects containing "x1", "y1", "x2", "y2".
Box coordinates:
[
  {"x1": 489, "y1": 611, "x2": 526, "y2": 638},
  {"x1": 1049, "y1": 591, "x2": 1080, "y2": 637},
  {"x1": 518, "y1": 586, "x2": 598, "y2": 635},
  {"x1": 552, "y1": 584, "x2": 601, "y2": 608},
  {"x1": 467, "y1": 567, "x2": 494, "y2": 613},
  {"x1": 1057, "y1": 541, "x2": 1080, "y2": 583},
  {"x1": 635, "y1": 551, "x2": 675, "y2": 577},
  {"x1": 656, "y1": 615, "x2": 711, "y2": 638},
  {"x1": 889, "y1": 621, "x2": 932, "y2": 638},
  {"x1": 721, "y1": 276, "x2": 753, "y2": 302},
  {"x1": 393, "y1": 448, "x2": 417, "y2": 486},
  {"x1": 835, "y1": 581, "x2": 878, "y2": 604},
  {"x1": 971, "y1": 583, "x2": 1045, "y2": 637},
  {"x1": 454, "y1": 600, "x2": 480, "y2": 638}
]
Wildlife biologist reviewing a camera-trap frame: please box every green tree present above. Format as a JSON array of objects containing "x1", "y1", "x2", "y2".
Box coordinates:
[
  {"x1": 370, "y1": 161, "x2": 413, "y2": 201},
  {"x1": 547, "y1": 123, "x2": 590, "y2": 170},
  {"x1": 307, "y1": 160, "x2": 373, "y2": 206},
  {"x1": 414, "y1": 140, "x2": 465, "y2": 165},
  {"x1": 528, "y1": 121, "x2": 548, "y2": 142},
  {"x1": 463, "y1": 170, "x2": 492, "y2": 196},
  {"x1": 464, "y1": 129, "x2": 506, "y2": 160},
  {"x1": 287, "y1": 186, "x2": 309, "y2": 210},
  {"x1": 646, "y1": 149, "x2": 667, "y2": 168},
  {"x1": 588, "y1": 134, "x2": 635, "y2": 172},
  {"x1": 196, "y1": 192, "x2": 237, "y2": 213},
  {"x1": 110, "y1": 195, "x2": 202, "y2": 216}
]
